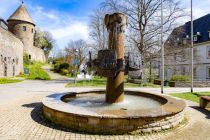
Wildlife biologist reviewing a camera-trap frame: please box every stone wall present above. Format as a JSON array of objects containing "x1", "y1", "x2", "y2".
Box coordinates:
[
  {"x1": 30, "y1": 46, "x2": 46, "y2": 62},
  {"x1": 170, "y1": 81, "x2": 210, "y2": 87},
  {"x1": 43, "y1": 105, "x2": 184, "y2": 134},
  {"x1": 0, "y1": 27, "x2": 23, "y2": 77}
]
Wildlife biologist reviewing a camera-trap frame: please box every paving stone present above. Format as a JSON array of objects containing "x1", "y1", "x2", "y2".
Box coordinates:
[{"x1": 0, "y1": 70, "x2": 209, "y2": 140}]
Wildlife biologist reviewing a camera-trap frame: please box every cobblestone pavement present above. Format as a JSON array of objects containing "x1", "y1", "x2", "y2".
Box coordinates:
[
  {"x1": 0, "y1": 67, "x2": 209, "y2": 140},
  {"x1": 0, "y1": 93, "x2": 209, "y2": 140}
]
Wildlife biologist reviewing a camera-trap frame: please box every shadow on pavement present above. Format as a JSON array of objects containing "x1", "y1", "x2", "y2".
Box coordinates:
[
  {"x1": 44, "y1": 79, "x2": 72, "y2": 84},
  {"x1": 190, "y1": 106, "x2": 210, "y2": 119},
  {"x1": 21, "y1": 102, "x2": 86, "y2": 134}
]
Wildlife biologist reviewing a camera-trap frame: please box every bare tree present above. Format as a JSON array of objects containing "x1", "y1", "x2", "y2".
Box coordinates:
[
  {"x1": 101, "y1": 0, "x2": 186, "y2": 80},
  {"x1": 89, "y1": 8, "x2": 108, "y2": 51},
  {"x1": 64, "y1": 39, "x2": 90, "y2": 68}
]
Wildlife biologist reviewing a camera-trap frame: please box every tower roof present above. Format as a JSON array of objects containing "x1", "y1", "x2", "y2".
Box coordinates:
[{"x1": 7, "y1": 4, "x2": 35, "y2": 25}]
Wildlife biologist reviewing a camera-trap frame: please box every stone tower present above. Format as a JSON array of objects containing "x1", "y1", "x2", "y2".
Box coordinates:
[{"x1": 7, "y1": 4, "x2": 35, "y2": 55}]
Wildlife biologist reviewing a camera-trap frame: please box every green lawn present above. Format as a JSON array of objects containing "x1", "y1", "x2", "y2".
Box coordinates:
[
  {"x1": 23, "y1": 63, "x2": 51, "y2": 80},
  {"x1": 0, "y1": 78, "x2": 23, "y2": 84},
  {"x1": 170, "y1": 92, "x2": 210, "y2": 103},
  {"x1": 66, "y1": 77, "x2": 160, "y2": 88}
]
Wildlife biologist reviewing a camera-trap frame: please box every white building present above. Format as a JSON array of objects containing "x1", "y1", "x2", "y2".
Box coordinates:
[{"x1": 163, "y1": 13, "x2": 210, "y2": 81}]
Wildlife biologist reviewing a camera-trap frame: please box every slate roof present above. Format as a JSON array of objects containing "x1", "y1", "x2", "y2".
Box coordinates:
[
  {"x1": 7, "y1": 4, "x2": 35, "y2": 25},
  {"x1": 168, "y1": 13, "x2": 210, "y2": 45},
  {"x1": 185, "y1": 13, "x2": 210, "y2": 43}
]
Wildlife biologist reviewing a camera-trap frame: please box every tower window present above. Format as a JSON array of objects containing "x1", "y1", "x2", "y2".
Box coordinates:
[
  {"x1": 22, "y1": 26, "x2": 26, "y2": 31},
  {"x1": 32, "y1": 28, "x2": 33, "y2": 33},
  {"x1": 16, "y1": 58, "x2": 18, "y2": 65}
]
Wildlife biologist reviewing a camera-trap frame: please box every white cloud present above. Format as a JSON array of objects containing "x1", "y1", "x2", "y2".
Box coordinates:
[
  {"x1": 0, "y1": 0, "x2": 19, "y2": 18},
  {"x1": 50, "y1": 22, "x2": 88, "y2": 40},
  {"x1": 0, "y1": 2, "x2": 90, "y2": 49},
  {"x1": 26, "y1": 4, "x2": 89, "y2": 49},
  {"x1": 181, "y1": 1, "x2": 210, "y2": 19},
  {"x1": 2, "y1": 1, "x2": 210, "y2": 49}
]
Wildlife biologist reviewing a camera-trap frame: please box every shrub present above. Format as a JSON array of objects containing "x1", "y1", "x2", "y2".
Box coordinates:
[
  {"x1": 59, "y1": 63, "x2": 70, "y2": 70},
  {"x1": 170, "y1": 75, "x2": 191, "y2": 82},
  {"x1": 53, "y1": 63, "x2": 61, "y2": 73},
  {"x1": 53, "y1": 62, "x2": 70, "y2": 73},
  {"x1": 60, "y1": 69, "x2": 69, "y2": 75},
  {"x1": 26, "y1": 63, "x2": 50, "y2": 80}
]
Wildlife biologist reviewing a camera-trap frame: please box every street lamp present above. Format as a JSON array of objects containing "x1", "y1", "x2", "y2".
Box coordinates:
[
  {"x1": 191, "y1": 0, "x2": 194, "y2": 93},
  {"x1": 74, "y1": 49, "x2": 79, "y2": 84}
]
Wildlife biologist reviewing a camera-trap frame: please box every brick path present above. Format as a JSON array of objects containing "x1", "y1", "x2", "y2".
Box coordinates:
[
  {"x1": 0, "y1": 67, "x2": 209, "y2": 140},
  {"x1": 0, "y1": 93, "x2": 209, "y2": 140}
]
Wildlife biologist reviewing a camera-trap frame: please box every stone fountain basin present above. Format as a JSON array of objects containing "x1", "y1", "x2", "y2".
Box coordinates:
[{"x1": 42, "y1": 90, "x2": 186, "y2": 134}]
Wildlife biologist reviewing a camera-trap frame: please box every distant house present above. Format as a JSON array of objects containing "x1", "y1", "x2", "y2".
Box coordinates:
[{"x1": 163, "y1": 13, "x2": 210, "y2": 81}]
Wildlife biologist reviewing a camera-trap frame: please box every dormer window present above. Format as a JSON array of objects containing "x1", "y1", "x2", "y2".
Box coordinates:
[
  {"x1": 22, "y1": 26, "x2": 26, "y2": 31},
  {"x1": 197, "y1": 32, "x2": 201, "y2": 36},
  {"x1": 193, "y1": 35, "x2": 198, "y2": 42}
]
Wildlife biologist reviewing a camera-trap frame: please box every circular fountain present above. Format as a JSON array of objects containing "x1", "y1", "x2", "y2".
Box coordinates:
[{"x1": 42, "y1": 13, "x2": 185, "y2": 134}]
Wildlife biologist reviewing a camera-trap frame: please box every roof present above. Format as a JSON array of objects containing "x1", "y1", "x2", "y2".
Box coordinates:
[
  {"x1": 7, "y1": 4, "x2": 35, "y2": 25},
  {"x1": 167, "y1": 13, "x2": 210, "y2": 46},
  {"x1": 184, "y1": 13, "x2": 210, "y2": 43}
]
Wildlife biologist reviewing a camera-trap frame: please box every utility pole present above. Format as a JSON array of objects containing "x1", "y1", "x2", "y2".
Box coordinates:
[
  {"x1": 161, "y1": 0, "x2": 164, "y2": 94},
  {"x1": 191, "y1": 0, "x2": 194, "y2": 93}
]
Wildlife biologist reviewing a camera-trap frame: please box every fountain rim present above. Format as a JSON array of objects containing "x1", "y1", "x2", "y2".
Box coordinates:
[{"x1": 42, "y1": 90, "x2": 186, "y2": 119}]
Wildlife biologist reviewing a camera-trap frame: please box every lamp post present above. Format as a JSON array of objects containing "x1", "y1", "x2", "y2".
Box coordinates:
[
  {"x1": 191, "y1": 0, "x2": 194, "y2": 93},
  {"x1": 74, "y1": 49, "x2": 79, "y2": 84},
  {"x1": 161, "y1": 0, "x2": 164, "y2": 94}
]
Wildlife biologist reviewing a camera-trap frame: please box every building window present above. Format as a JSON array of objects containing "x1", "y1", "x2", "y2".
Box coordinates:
[
  {"x1": 181, "y1": 67, "x2": 186, "y2": 75},
  {"x1": 16, "y1": 58, "x2": 18, "y2": 65},
  {"x1": 0, "y1": 55, "x2": 3, "y2": 63},
  {"x1": 193, "y1": 36, "x2": 197, "y2": 42},
  {"x1": 29, "y1": 55, "x2": 31, "y2": 60},
  {"x1": 174, "y1": 53, "x2": 177, "y2": 61},
  {"x1": 194, "y1": 68, "x2": 197, "y2": 78},
  {"x1": 32, "y1": 28, "x2": 33, "y2": 33},
  {"x1": 207, "y1": 67, "x2": 210, "y2": 78},
  {"x1": 207, "y1": 46, "x2": 210, "y2": 58},
  {"x1": 22, "y1": 26, "x2": 26, "y2": 31}
]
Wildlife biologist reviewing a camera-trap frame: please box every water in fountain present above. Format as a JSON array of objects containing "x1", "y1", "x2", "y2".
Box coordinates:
[{"x1": 63, "y1": 93, "x2": 162, "y2": 110}]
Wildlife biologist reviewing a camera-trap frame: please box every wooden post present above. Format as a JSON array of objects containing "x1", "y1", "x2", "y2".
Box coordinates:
[{"x1": 104, "y1": 13, "x2": 127, "y2": 103}]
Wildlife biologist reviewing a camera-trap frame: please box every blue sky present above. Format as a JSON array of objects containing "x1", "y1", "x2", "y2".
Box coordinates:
[
  {"x1": 0, "y1": 0, "x2": 210, "y2": 49},
  {"x1": 0, "y1": 0, "x2": 103, "y2": 49}
]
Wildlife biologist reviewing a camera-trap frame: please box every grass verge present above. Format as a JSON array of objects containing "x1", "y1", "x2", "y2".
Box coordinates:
[
  {"x1": 24, "y1": 63, "x2": 51, "y2": 80},
  {"x1": 170, "y1": 92, "x2": 210, "y2": 103},
  {"x1": 0, "y1": 78, "x2": 23, "y2": 84}
]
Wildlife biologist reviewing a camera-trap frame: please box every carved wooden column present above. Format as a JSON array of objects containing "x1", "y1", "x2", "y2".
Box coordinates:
[{"x1": 105, "y1": 13, "x2": 127, "y2": 103}]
